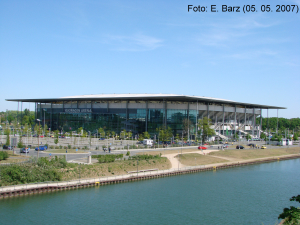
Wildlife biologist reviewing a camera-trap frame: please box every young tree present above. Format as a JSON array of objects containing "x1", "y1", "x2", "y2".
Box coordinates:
[
  {"x1": 293, "y1": 133, "x2": 299, "y2": 141},
  {"x1": 156, "y1": 126, "x2": 173, "y2": 142},
  {"x1": 260, "y1": 132, "x2": 266, "y2": 140},
  {"x1": 17, "y1": 136, "x2": 24, "y2": 148},
  {"x1": 5, "y1": 129, "x2": 10, "y2": 145},
  {"x1": 198, "y1": 117, "x2": 215, "y2": 143},
  {"x1": 98, "y1": 127, "x2": 105, "y2": 137},
  {"x1": 7, "y1": 114, "x2": 14, "y2": 124},
  {"x1": 182, "y1": 118, "x2": 192, "y2": 138},
  {"x1": 138, "y1": 134, "x2": 144, "y2": 141},
  {"x1": 143, "y1": 131, "x2": 150, "y2": 139},
  {"x1": 54, "y1": 130, "x2": 59, "y2": 145},
  {"x1": 246, "y1": 134, "x2": 251, "y2": 141}
]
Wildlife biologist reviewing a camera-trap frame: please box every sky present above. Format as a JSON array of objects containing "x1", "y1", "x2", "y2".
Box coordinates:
[{"x1": 0, "y1": 0, "x2": 299, "y2": 118}]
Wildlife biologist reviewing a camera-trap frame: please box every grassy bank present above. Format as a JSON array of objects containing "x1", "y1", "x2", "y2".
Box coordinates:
[
  {"x1": 61, "y1": 157, "x2": 171, "y2": 180},
  {"x1": 208, "y1": 147, "x2": 300, "y2": 160},
  {"x1": 176, "y1": 153, "x2": 229, "y2": 166},
  {"x1": 0, "y1": 155, "x2": 171, "y2": 186},
  {"x1": 0, "y1": 151, "x2": 30, "y2": 164}
]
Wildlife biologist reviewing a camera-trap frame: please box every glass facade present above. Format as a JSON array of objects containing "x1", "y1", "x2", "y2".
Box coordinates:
[{"x1": 36, "y1": 100, "x2": 261, "y2": 136}]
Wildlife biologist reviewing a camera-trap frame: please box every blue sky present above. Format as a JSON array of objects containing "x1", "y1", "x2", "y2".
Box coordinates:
[{"x1": 0, "y1": 0, "x2": 299, "y2": 118}]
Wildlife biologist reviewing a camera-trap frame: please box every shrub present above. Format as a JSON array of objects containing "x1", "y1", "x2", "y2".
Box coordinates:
[
  {"x1": 126, "y1": 151, "x2": 130, "y2": 156},
  {"x1": 59, "y1": 145, "x2": 62, "y2": 149},
  {"x1": 68, "y1": 144, "x2": 71, "y2": 149},
  {"x1": 0, "y1": 151, "x2": 9, "y2": 161},
  {"x1": 128, "y1": 154, "x2": 161, "y2": 161},
  {"x1": 94, "y1": 154, "x2": 123, "y2": 163}
]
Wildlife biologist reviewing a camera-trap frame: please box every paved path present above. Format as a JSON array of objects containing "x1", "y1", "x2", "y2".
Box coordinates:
[{"x1": 162, "y1": 149, "x2": 219, "y2": 169}]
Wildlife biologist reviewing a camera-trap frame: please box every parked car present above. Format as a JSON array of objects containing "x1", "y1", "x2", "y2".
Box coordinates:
[
  {"x1": 35, "y1": 146, "x2": 48, "y2": 151},
  {"x1": 261, "y1": 145, "x2": 267, "y2": 149},
  {"x1": 20, "y1": 148, "x2": 29, "y2": 153},
  {"x1": 3, "y1": 145, "x2": 13, "y2": 150},
  {"x1": 236, "y1": 145, "x2": 245, "y2": 149},
  {"x1": 223, "y1": 144, "x2": 229, "y2": 148},
  {"x1": 198, "y1": 146, "x2": 207, "y2": 150},
  {"x1": 99, "y1": 138, "x2": 105, "y2": 140}
]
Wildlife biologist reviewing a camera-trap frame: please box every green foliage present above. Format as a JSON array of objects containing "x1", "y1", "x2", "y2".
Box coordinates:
[
  {"x1": 138, "y1": 134, "x2": 144, "y2": 141},
  {"x1": 0, "y1": 151, "x2": 9, "y2": 161},
  {"x1": 257, "y1": 117, "x2": 300, "y2": 132},
  {"x1": 91, "y1": 154, "x2": 123, "y2": 163},
  {"x1": 293, "y1": 133, "x2": 299, "y2": 141},
  {"x1": 278, "y1": 195, "x2": 300, "y2": 224},
  {"x1": 54, "y1": 136, "x2": 58, "y2": 145},
  {"x1": 260, "y1": 132, "x2": 266, "y2": 140},
  {"x1": 129, "y1": 154, "x2": 161, "y2": 160},
  {"x1": 246, "y1": 134, "x2": 251, "y2": 141},
  {"x1": 17, "y1": 136, "x2": 24, "y2": 148},
  {"x1": 126, "y1": 151, "x2": 130, "y2": 156},
  {"x1": 198, "y1": 117, "x2": 215, "y2": 143},
  {"x1": 143, "y1": 131, "x2": 150, "y2": 139},
  {"x1": 156, "y1": 126, "x2": 173, "y2": 142},
  {"x1": 7, "y1": 114, "x2": 14, "y2": 124},
  {"x1": 0, "y1": 156, "x2": 66, "y2": 186},
  {"x1": 5, "y1": 129, "x2": 10, "y2": 145}
]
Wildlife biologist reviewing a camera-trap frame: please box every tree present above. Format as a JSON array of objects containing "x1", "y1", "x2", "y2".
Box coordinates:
[
  {"x1": 143, "y1": 131, "x2": 150, "y2": 139},
  {"x1": 260, "y1": 132, "x2": 266, "y2": 140},
  {"x1": 278, "y1": 195, "x2": 300, "y2": 224},
  {"x1": 7, "y1": 114, "x2": 14, "y2": 124},
  {"x1": 293, "y1": 133, "x2": 299, "y2": 141},
  {"x1": 5, "y1": 129, "x2": 10, "y2": 145},
  {"x1": 182, "y1": 118, "x2": 192, "y2": 139},
  {"x1": 198, "y1": 117, "x2": 215, "y2": 143},
  {"x1": 34, "y1": 124, "x2": 41, "y2": 136},
  {"x1": 246, "y1": 134, "x2": 251, "y2": 141},
  {"x1": 17, "y1": 136, "x2": 24, "y2": 148},
  {"x1": 138, "y1": 134, "x2": 144, "y2": 141},
  {"x1": 98, "y1": 127, "x2": 105, "y2": 137},
  {"x1": 156, "y1": 126, "x2": 173, "y2": 142},
  {"x1": 54, "y1": 130, "x2": 59, "y2": 145},
  {"x1": 120, "y1": 129, "x2": 127, "y2": 139},
  {"x1": 127, "y1": 131, "x2": 132, "y2": 139}
]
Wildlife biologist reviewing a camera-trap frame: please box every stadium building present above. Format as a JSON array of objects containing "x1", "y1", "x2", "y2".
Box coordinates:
[{"x1": 6, "y1": 94, "x2": 285, "y2": 140}]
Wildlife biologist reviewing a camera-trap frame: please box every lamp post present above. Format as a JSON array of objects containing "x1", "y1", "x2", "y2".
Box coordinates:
[{"x1": 36, "y1": 119, "x2": 41, "y2": 159}]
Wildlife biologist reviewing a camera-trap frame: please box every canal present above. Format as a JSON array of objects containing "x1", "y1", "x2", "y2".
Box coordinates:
[{"x1": 1, "y1": 158, "x2": 299, "y2": 225}]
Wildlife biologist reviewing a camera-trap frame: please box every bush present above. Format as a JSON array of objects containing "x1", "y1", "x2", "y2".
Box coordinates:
[
  {"x1": 126, "y1": 151, "x2": 130, "y2": 156},
  {"x1": 59, "y1": 145, "x2": 63, "y2": 149},
  {"x1": 0, "y1": 156, "x2": 67, "y2": 186},
  {"x1": 92, "y1": 154, "x2": 123, "y2": 163},
  {"x1": 68, "y1": 144, "x2": 71, "y2": 149},
  {"x1": 0, "y1": 151, "x2": 9, "y2": 161},
  {"x1": 128, "y1": 154, "x2": 161, "y2": 161}
]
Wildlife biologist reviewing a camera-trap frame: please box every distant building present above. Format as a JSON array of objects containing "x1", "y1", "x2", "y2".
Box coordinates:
[{"x1": 6, "y1": 94, "x2": 285, "y2": 139}]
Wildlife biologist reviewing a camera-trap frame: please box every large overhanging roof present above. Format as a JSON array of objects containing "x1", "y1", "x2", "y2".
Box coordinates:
[{"x1": 6, "y1": 94, "x2": 286, "y2": 109}]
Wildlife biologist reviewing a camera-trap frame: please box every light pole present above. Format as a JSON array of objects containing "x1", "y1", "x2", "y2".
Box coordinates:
[{"x1": 36, "y1": 119, "x2": 41, "y2": 159}]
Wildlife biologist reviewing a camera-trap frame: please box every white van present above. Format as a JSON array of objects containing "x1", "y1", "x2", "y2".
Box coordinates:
[{"x1": 143, "y1": 139, "x2": 153, "y2": 146}]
